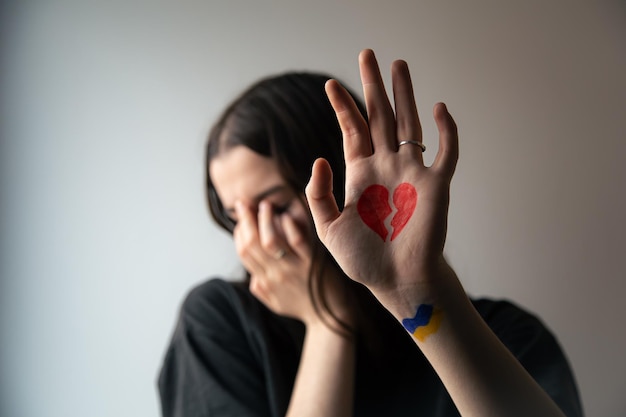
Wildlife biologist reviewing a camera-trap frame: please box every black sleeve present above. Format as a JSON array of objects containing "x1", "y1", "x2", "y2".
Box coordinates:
[
  {"x1": 473, "y1": 299, "x2": 584, "y2": 417},
  {"x1": 158, "y1": 279, "x2": 272, "y2": 417}
]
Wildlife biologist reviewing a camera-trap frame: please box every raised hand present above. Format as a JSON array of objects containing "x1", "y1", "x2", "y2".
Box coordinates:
[
  {"x1": 305, "y1": 49, "x2": 459, "y2": 301},
  {"x1": 305, "y1": 50, "x2": 570, "y2": 417}
]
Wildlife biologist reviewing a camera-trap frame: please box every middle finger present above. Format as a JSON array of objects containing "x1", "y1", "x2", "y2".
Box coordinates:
[{"x1": 359, "y1": 49, "x2": 397, "y2": 153}]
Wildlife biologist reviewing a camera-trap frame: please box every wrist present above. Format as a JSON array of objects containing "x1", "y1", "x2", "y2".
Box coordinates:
[
  {"x1": 304, "y1": 317, "x2": 356, "y2": 343},
  {"x1": 369, "y1": 258, "x2": 466, "y2": 322},
  {"x1": 302, "y1": 267, "x2": 357, "y2": 335}
]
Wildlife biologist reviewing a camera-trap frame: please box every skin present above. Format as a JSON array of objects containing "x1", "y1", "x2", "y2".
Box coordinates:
[
  {"x1": 210, "y1": 147, "x2": 355, "y2": 417},
  {"x1": 210, "y1": 49, "x2": 567, "y2": 416},
  {"x1": 306, "y1": 49, "x2": 566, "y2": 417}
]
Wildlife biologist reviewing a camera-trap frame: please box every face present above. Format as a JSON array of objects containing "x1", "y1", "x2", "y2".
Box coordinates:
[{"x1": 209, "y1": 145, "x2": 311, "y2": 233}]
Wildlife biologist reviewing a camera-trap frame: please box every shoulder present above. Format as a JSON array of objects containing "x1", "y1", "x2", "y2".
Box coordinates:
[
  {"x1": 472, "y1": 298, "x2": 545, "y2": 339},
  {"x1": 472, "y1": 297, "x2": 539, "y2": 324},
  {"x1": 471, "y1": 298, "x2": 558, "y2": 359},
  {"x1": 175, "y1": 277, "x2": 301, "y2": 344},
  {"x1": 177, "y1": 277, "x2": 257, "y2": 335},
  {"x1": 159, "y1": 278, "x2": 279, "y2": 417},
  {"x1": 180, "y1": 277, "x2": 240, "y2": 318},
  {"x1": 471, "y1": 298, "x2": 584, "y2": 417}
]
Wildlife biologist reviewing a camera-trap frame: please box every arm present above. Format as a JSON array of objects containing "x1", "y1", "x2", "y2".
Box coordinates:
[
  {"x1": 378, "y1": 261, "x2": 566, "y2": 417},
  {"x1": 306, "y1": 49, "x2": 567, "y2": 417},
  {"x1": 285, "y1": 321, "x2": 355, "y2": 417},
  {"x1": 233, "y1": 200, "x2": 355, "y2": 417}
]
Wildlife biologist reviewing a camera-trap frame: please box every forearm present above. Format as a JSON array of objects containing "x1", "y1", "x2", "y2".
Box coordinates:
[
  {"x1": 374, "y1": 262, "x2": 565, "y2": 417},
  {"x1": 285, "y1": 321, "x2": 355, "y2": 417}
]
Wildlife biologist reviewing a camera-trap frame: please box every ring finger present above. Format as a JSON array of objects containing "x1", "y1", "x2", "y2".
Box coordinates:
[{"x1": 392, "y1": 59, "x2": 425, "y2": 165}]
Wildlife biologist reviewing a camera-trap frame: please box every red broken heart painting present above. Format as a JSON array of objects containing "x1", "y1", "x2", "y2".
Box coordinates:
[{"x1": 356, "y1": 183, "x2": 417, "y2": 242}]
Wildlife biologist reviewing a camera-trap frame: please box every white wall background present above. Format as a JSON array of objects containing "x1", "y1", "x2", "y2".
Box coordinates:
[{"x1": 1, "y1": 1, "x2": 624, "y2": 416}]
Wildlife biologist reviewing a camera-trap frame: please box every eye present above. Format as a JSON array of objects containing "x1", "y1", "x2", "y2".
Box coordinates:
[{"x1": 272, "y1": 202, "x2": 291, "y2": 215}]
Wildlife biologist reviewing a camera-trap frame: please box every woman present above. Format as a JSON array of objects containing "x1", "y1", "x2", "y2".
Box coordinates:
[{"x1": 159, "y1": 50, "x2": 582, "y2": 416}]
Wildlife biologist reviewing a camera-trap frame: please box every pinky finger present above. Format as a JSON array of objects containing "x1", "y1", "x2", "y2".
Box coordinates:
[
  {"x1": 249, "y1": 275, "x2": 270, "y2": 304},
  {"x1": 432, "y1": 102, "x2": 459, "y2": 178}
]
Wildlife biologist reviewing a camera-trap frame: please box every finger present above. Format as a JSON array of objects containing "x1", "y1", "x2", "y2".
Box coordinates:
[
  {"x1": 359, "y1": 49, "x2": 397, "y2": 153},
  {"x1": 325, "y1": 79, "x2": 371, "y2": 161},
  {"x1": 281, "y1": 213, "x2": 310, "y2": 260},
  {"x1": 234, "y1": 200, "x2": 259, "y2": 243},
  {"x1": 234, "y1": 201, "x2": 272, "y2": 265},
  {"x1": 258, "y1": 201, "x2": 288, "y2": 259},
  {"x1": 233, "y1": 223, "x2": 265, "y2": 275},
  {"x1": 392, "y1": 59, "x2": 424, "y2": 164},
  {"x1": 431, "y1": 102, "x2": 459, "y2": 178},
  {"x1": 305, "y1": 158, "x2": 340, "y2": 243}
]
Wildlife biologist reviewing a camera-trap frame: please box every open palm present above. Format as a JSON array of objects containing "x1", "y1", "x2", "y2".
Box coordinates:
[{"x1": 305, "y1": 50, "x2": 459, "y2": 295}]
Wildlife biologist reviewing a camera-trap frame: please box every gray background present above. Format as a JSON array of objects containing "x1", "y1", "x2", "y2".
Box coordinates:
[{"x1": 1, "y1": 1, "x2": 624, "y2": 416}]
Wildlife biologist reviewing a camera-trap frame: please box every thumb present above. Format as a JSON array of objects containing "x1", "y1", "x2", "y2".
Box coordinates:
[{"x1": 305, "y1": 158, "x2": 340, "y2": 243}]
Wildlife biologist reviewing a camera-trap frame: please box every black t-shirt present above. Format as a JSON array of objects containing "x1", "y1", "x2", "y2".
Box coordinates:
[{"x1": 158, "y1": 278, "x2": 583, "y2": 417}]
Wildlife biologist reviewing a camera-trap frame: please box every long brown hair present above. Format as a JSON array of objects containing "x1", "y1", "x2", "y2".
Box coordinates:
[{"x1": 205, "y1": 72, "x2": 368, "y2": 335}]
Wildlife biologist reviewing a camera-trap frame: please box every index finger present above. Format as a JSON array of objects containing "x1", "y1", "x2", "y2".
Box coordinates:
[
  {"x1": 234, "y1": 200, "x2": 261, "y2": 242},
  {"x1": 325, "y1": 79, "x2": 372, "y2": 162}
]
